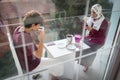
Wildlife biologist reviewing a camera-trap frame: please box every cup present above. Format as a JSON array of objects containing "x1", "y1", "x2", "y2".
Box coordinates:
[
  {"x1": 74, "y1": 34, "x2": 82, "y2": 43},
  {"x1": 66, "y1": 34, "x2": 73, "y2": 44}
]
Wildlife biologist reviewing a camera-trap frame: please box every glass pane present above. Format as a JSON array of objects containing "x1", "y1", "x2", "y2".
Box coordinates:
[
  {"x1": 0, "y1": 27, "x2": 18, "y2": 79},
  {"x1": 76, "y1": 0, "x2": 113, "y2": 80},
  {"x1": 0, "y1": 50, "x2": 18, "y2": 80},
  {"x1": 0, "y1": 1, "x2": 21, "y2": 79},
  {"x1": 1, "y1": 0, "x2": 117, "y2": 80}
]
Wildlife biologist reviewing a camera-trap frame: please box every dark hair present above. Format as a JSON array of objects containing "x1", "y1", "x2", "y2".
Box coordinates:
[{"x1": 23, "y1": 10, "x2": 44, "y2": 28}]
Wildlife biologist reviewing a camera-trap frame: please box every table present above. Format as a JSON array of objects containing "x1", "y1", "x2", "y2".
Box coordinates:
[
  {"x1": 44, "y1": 38, "x2": 90, "y2": 79},
  {"x1": 44, "y1": 39, "x2": 90, "y2": 58}
]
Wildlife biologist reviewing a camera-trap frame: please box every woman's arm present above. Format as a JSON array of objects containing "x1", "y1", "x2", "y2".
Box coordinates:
[{"x1": 82, "y1": 16, "x2": 93, "y2": 31}]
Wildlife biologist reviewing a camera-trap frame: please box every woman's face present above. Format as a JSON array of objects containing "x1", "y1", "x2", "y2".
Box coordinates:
[{"x1": 91, "y1": 10, "x2": 97, "y2": 19}]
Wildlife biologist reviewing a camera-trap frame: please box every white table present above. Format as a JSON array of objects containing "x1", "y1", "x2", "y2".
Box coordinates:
[
  {"x1": 44, "y1": 38, "x2": 90, "y2": 79},
  {"x1": 44, "y1": 39, "x2": 90, "y2": 58}
]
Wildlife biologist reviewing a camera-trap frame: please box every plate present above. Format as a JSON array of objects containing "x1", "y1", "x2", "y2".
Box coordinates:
[
  {"x1": 66, "y1": 44, "x2": 76, "y2": 50},
  {"x1": 57, "y1": 43, "x2": 66, "y2": 49}
]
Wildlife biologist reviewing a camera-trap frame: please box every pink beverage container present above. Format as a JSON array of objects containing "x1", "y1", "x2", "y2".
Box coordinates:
[{"x1": 74, "y1": 34, "x2": 82, "y2": 43}]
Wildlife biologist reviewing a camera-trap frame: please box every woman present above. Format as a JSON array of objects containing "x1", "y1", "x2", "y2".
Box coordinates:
[{"x1": 80, "y1": 4, "x2": 109, "y2": 72}]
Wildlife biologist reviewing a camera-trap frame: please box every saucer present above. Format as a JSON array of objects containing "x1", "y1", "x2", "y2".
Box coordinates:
[{"x1": 66, "y1": 44, "x2": 76, "y2": 50}]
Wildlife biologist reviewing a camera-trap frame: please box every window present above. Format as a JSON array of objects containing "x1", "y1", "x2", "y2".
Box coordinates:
[{"x1": 1, "y1": 0, "x2": 118, "y2": 80}]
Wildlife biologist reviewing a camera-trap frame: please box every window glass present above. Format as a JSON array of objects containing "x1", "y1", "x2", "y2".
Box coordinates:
[{"x1": 0, "y1": 0, "x2": 116, "y2": 80}]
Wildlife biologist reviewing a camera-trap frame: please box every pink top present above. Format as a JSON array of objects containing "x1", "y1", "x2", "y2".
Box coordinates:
[
  {"x1": 13, "y1": 26, "x2": 40, "y2": 72},
  {"x1": 85, "y1": 19, "x2": 108, "y2": 45}
]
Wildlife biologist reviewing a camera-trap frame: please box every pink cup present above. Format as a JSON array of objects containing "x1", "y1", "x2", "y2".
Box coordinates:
[{"x1": 74, "y1": 34, "x2": 82, "y2": 43}]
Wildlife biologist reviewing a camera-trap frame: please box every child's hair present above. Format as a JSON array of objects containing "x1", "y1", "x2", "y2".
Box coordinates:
[{"x1": 23, "y1": 10, "x2": 44, "y2": 28}]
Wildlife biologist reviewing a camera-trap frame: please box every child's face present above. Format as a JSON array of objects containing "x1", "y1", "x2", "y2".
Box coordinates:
[
  {"x1": 31, "y1": 24, "x2": 40, "y2": 31},
  {"x1": 91, "y1": 10, "x2": 97, "y2": 19}
]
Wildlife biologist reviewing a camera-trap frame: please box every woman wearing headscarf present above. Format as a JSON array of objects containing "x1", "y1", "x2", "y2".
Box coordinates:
[{"x1": 80, "y1": 4, "x2": 109, "y2": 72}]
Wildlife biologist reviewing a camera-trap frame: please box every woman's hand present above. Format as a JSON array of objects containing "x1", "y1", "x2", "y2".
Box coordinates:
[
  {"x1": 82, "y1": 16, "x2": 88, "y2": 29},
  {"x1": 86, "y1": 26, "x2": 92, "y2": 31},
  {"x1": 82, "y1": 16, "x2": 93, "y2": 31}
]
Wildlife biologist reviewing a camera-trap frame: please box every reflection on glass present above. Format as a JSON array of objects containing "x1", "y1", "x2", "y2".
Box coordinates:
[
  {"x1": 0, "y1": 0, "x2": 115, "y2": 80},
  {"x1": 0, "y1": 46, "x2": 18, "y2": 80}
]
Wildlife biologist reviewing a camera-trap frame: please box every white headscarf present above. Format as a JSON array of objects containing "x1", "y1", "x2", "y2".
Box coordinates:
[
  {"x1": 87, "y1": 4, "x2": 105, "y2": 31},
  {"x1": 86, "y1": 15, "x2": 105, "y2": 31},
  {"x1": 84, "y1": 4, "x2": 105, "y2": 31},
  {"x1": 91, "y1": 4, "x2": 102, "y2": 19}
]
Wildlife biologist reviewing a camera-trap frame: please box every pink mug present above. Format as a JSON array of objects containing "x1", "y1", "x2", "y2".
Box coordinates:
[{"x1": 74, "y1": 34, "x2": 82, "y2": 43}]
